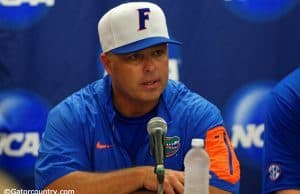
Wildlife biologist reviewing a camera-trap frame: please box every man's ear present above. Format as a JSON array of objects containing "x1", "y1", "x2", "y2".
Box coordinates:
[{"x1": 100, "y1": 53, "x2": 112, "y2": 75}]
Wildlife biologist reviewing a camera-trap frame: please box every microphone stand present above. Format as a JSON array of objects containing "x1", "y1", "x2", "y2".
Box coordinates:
[
  {"x1": 151, "y1": 130, "x2": 165, "y2": 194},
  {"x1": 155, "y1": 164, "x2": 164, "y2": 194}
]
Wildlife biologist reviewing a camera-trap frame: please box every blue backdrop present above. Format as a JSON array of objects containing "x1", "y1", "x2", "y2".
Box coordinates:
[{"x1": 0, "y1": 0, "x2": 299, "y2": 193}]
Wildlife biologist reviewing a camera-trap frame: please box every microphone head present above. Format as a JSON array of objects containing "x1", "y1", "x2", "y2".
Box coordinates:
[{"x1": 147, "y1": 117, "x2": 167, "y2": 135}]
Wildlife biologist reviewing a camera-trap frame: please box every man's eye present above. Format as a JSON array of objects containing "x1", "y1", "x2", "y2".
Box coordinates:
[
  {"x1": 153, "y1": 49, "x2": 164, "y2": 57},
  {"x1": 127, "y1": 53, "x2": 141, "y2": 61}
]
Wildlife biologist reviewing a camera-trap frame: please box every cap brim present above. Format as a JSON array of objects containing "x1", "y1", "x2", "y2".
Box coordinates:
[{"x1": 110, "y1": 37, "x2": 182, "y2": 54}]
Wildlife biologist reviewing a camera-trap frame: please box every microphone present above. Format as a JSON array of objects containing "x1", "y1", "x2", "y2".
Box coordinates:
[{"x1": 147, "y1": 117, "x2": 167, "y2": 185}]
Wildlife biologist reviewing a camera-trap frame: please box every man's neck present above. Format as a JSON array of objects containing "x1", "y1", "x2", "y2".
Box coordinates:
[{"x1": 113, "y1": 96, "x2": 159, "y2": 117}]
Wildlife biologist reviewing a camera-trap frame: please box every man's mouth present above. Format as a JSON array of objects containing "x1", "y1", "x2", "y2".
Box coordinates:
[
  {"x1": 143, "y1": 80, "x2": 158, "y2": 85},
  {"x1": 142, "y1": 79, "x2": 160, "y2": 88}
]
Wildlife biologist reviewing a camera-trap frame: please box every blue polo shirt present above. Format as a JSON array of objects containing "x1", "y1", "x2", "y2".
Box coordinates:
[
  {"x1": 263, "y1": 68, "x2": 300, "y2": 194},
  {"x1": 35, "y1": 76, "x2": 240, "y2": 193}
]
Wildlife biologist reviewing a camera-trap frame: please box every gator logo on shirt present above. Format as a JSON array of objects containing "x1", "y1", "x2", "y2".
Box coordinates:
[{"x1": 165, "y1": 136, "x2": 180, "y2": 157}]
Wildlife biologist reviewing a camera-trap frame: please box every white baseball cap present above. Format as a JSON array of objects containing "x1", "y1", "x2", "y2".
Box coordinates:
[{"x1": 98, "y1": 2, "x2": 181, "y2": 54}]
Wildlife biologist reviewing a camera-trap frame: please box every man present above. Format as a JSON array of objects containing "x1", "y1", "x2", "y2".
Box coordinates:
[
  {"x1": 263, "y1": 68, "x2": 300, "y2": 194},
  {"x1": 35, "y1": 2, "x2": 240, "y2": 194}
]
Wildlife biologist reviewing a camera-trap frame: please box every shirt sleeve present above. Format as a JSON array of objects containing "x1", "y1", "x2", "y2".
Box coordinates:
[
  {"x1": 263, "y1": 91, "x2": 300, "y2": 194},
  {"x1": 34, "y1": 98, "x2": 91, "y2": 190},
  {"x1": 205, "y1": 126, "x2": 240, "y2": 194},
  {"x1": 188, "y1": 97, "x2": 240, "y2": 194}
]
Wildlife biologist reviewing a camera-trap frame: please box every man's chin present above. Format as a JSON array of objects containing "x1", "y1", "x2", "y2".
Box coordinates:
[{"x1": 138, "y1": 94, "x2": 161, "y2": 104}]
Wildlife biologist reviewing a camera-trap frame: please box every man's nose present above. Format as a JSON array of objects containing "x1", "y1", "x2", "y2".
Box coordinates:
[{"x1": 143, "y1": 57, "x2": 156, "y2": 73}]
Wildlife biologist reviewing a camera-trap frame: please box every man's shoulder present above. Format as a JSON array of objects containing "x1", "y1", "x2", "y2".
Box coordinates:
[
  {"x1": 50, "y1": 78, "x2": 110, "y2": 115},
  {"x1": 165, "y1": 79, "x2": 217, "y2": 108},
  {"x1": 270, "y1": 68, "x2": 300, "y2": 115},
  {"x1": 273, "y1": 68, "x2": 300, "y2": 96}
]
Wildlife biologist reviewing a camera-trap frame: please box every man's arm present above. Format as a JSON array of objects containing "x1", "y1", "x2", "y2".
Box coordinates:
[
  {"x1": 131, "y1": 184, "x2": 232, "y2": 194},
  {"x1": 210, "y1": 186, "x2": 232, "y2": 194},
  {"x1": 46, "y1": 168, "x2": 146, "y2": 194},
  {"x1": 276, "y1": 190, "x2": 300, "y2": 194},
  {"x1": 44, "y1": 163, "x2": 229, "y2": 194},
  {"x1": 45, "y1": 166, "x2": 184, "y2": 194}
]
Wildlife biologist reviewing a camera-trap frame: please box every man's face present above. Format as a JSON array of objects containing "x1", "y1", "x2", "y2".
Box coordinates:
[{"x1": 104, "y1": 44, "x2": 169, "y2": 106}]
